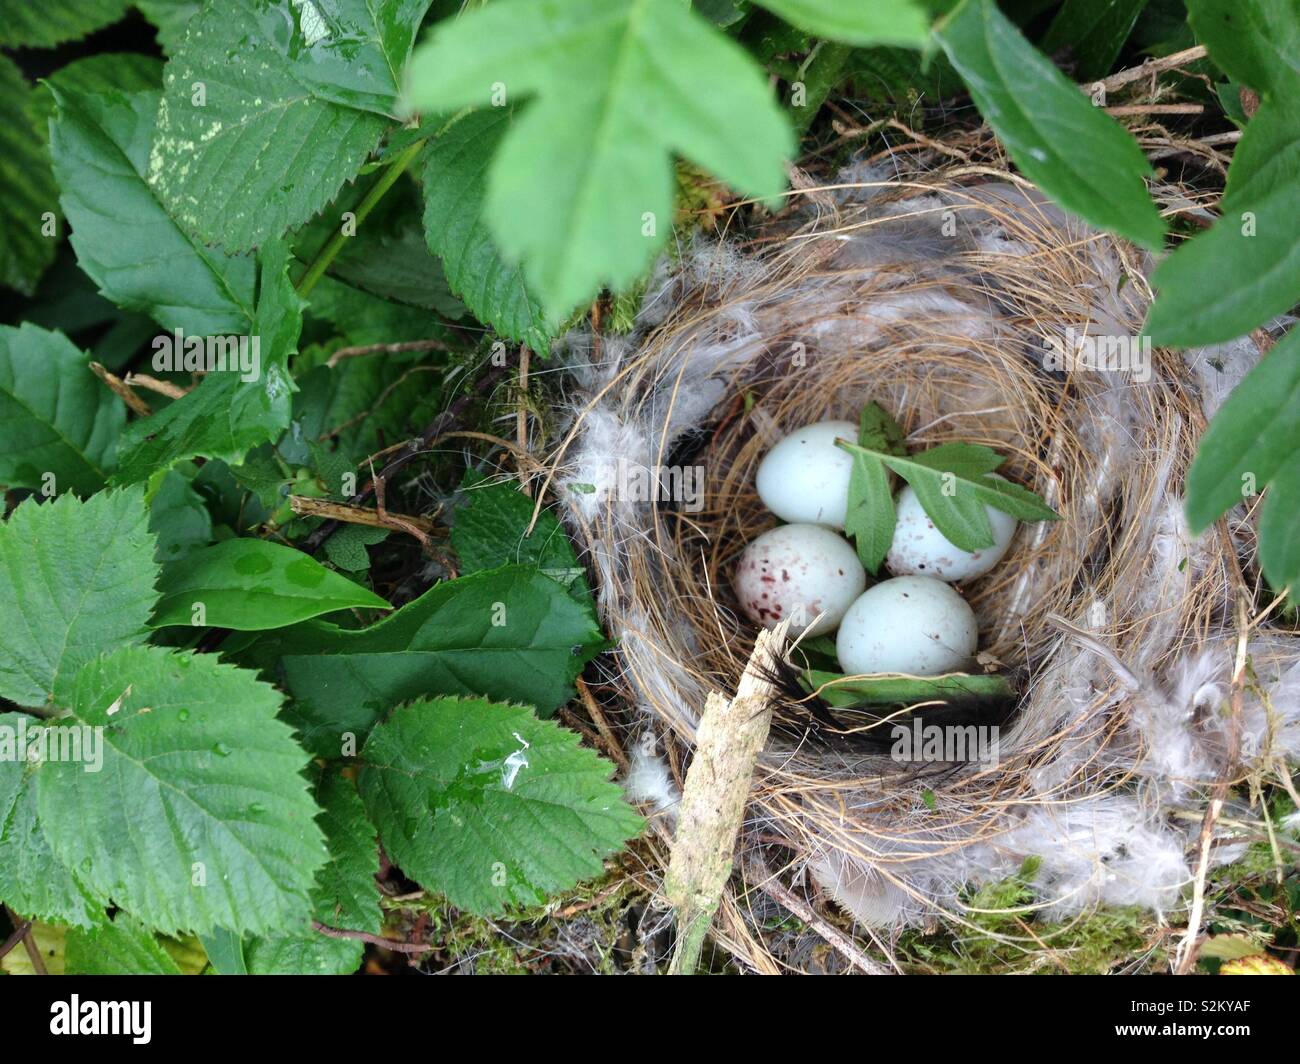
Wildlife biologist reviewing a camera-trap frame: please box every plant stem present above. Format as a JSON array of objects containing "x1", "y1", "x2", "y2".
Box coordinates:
[{"x1": 295, "y1": 138, "x2": 427, "y2": 299}]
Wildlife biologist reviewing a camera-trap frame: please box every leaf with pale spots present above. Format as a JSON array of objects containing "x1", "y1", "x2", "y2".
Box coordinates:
[{"x1": 148, "y1": 0, "x2": 433, "y2": 250}]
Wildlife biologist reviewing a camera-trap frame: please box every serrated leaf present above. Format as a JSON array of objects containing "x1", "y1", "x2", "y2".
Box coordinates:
[
  {"x1": 1185, "y1": 327, "x2": 1300, "y2": 593},
  {"x1": 0, "y1": 0, "x2": 128, "y2": 48},
  {"x1": 0, "y1": 323, "x2": 125, "y2": 495},
  {"x1": 241, "y1": 768, "x2": 380, "y2": 974},
  {"x1": 751, "y1": 0, "x2": 929, "y2": 46},
  {"x1": 936, "y1": 0, "x2": 1165, "y2": 250},
  {"x1": 1041, "y1": 0, "x2": 1149, "y2": 82},
  {"x1": 249, "y1": 565, "x2": 606, "y2": 756},
  {"x1": 0, "y1": 488, "x2": 158, "y2": 707},
  {"x1": 452, "y1": 474, "x2": 593, "y2": 603},
  {"x1": 49, "y1": 86, "x2": 256, "y2": 335},
  {"x1": 0, "y1": 57, "x2": 57, "y2": 295},
  {"x1": 0, "y1": 713, "x2": 102, "y2": 927},
  {"x1": 421, "y1": 109, "x2": 556, "y2": 352},
  {"x1": 65, "y1": 913, "x2": 184, "y2": 975},
  {"x1": 35, "y1": 644, "x2": 327, "y2": 936},
  {"x1": 147, "y1": 465, "x2": 214, "y2": 562},
  {"x1": 149, "y1": 0, "x2": 432, "y2": 250},
  {"x1": 137, "y1": 0, "x2": 203, "y2": 54},
  {"x1": 404, "y1": 0, "x2": 794, "y2": 317},
  {"x1": 857, "y1": 401, "x2": 907, "y2": 456},
  {"x1": 28, "y1": 52, "x2": 164, "y2": 133},
  {"x1": 323, "y1": 524, "x2": 388, "y2": 572},
  {"x1": 1145, "y1": 103, "x2": 1300, "y2": 346},
  {"x1": 152, "y1": 538, "x2": 390, "y2": 630},
  {"x1": 113, "y1": 239, "x2": 302, "y2": 484},
  {"x1": 844, "y1": 451, "x2": 896, "y2": 573},
  {"x1": 359, "y1": 696, "x2": 642, "y2": 914}
]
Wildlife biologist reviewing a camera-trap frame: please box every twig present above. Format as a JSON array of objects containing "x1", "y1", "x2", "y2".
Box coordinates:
[
  {"x1": 742, "y1": 856, "x2": 893, "y2": 975},
  {"x1": 665, "y1": 623, "x2": 788, "y2": 975},
  {"x1": 1105, "y1": 103, "x2": 1204, "y2": 116},
  {"x1": 311, "y1": 921, "x2": 434, "y2": 955},
  {"x1": 1093, "y1": 45, "x2": 1208, "y2": 92},
  {"x1": 575, "y1": 677, "x2": 628, "y2": 772},
  {"x1": 325, "y1": 338, "x2": 452, "y2": 369},
  {"x1": 1175, "y1": 597, "x2": 1250, "y2": 975},
  {"x1": 90, "y1": 362, "x2": 152, "y2": 416},
  {"x1": 3, "y1": 907, "x2": 47, "y2": 975},
  {"x1": 0, "y1": 912, "x2": 31, "y2": 962},
  {"x1": 516, "y1": 345, "x2": 532, "y2": 496},
  {"x1": 289, "y1": 495, "x2": 435, "y2": 535},
  {"x1": 123, "y1": 372, "x2": 188, "y2": 400}
]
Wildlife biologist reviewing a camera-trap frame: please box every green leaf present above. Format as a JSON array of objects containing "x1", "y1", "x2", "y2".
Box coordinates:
[
  {"x1": 152, "y1": 538, "x2": 390, "y2": 630},
  {"x1": 49, "y1": 86, "x2": 256, "y2": 335},
  {"x1": 936, "y1": 0, "x2": 1165, "y2": 250},
  {"x1": 35, "y1": 644, "x2": 327, "y2": 936},
  {"x1": 149, "y1": 0, "x2": 432, "y2": 250},
  {"x1": 199, "y1": 928, "x2": 249, "y2": 974},
  {"x1": 147, "y1": 465, "x2": 214, "y2": 563},
  {"x1": 137, "y1": 0, "x2": 203, "y2": 54},
  {"x1": 0, "y1": 57, "x2": 57, "y2": 295},
  {"x1": 1184, "y1": 327, "x2": 1300, "y2": 592},
  {"x1": 857, "y1": 401, "x2": 908, "y2": 456},
  {"x1": 358, "y1": 696, "x2": 642, "y2": 914},
  {"x1": 28, "y1": 52, "x2": 164, "y2": 133},
  {"x1": 0, "y1": 488, "x2": 158, "y2": 707},
  {"x1": 0, "y1": 0, "x2": 128, "y2": 48},
  {"x1": 323, "y1": 524, "x2": 388, "y2": 572},
  {"x1": 805, "y1": 669, "x2": 1015, "y2": 707},
  {"x1": 1187, "y1": 0, "x2": 1300, "y2": 96},
  {"x1": 421, "y1": 109, "x2": 556, "y2": 352},
  {"x1": 840, "y1": 439, "x2": 1059, "y2": 552},
  {"x1": 451, "y1": 474, "x2": 593, "y2": 603},
  {"x1": 66, "y1": 913, "x2": 183, "y2": 974},
  {"x1": 0, "y1": 714, "x2": 102, "y2": 927},
  {"x1": 113, "y1": 239, "x2": 302, "y2": 484},
  {"x1": 0, "y1": 323, "x2": 125, "y2": 496},
  {"x1": 242, "y1": 768, "x2": 380, "y2": 974},
  {"x1": 251, "y1": 565, "x2": 607, "y2": 756},
  {"x1": 751, "y1": 0, "x2": 929, "y2": 46},
  {"x1": 404, "y1": 0, "x2": 794, "y2": 317},
  {"x1": 843, "y1": 405, "x2": 908, "y2": 573},
  {"x1": 1041, "y1": 0, "x2": 1149, "y2": 82},
  {"x1": 1145, "y1": 103, "x2": 1300, "y2": 346}
]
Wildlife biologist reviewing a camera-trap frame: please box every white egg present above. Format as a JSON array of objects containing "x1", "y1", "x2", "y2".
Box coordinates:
[
  {"x1": 836, "y1": 576, "x2": 978, "y2": 676},
  {"x1": 734, "y1": 523, "x2": 866, "y2": 637},
  {"x1": 755, "y1": 420, "x2": 858, "y2": 528},
  {"x1": 885, "y1": 480, "x2": 1017, "y2": 582}
]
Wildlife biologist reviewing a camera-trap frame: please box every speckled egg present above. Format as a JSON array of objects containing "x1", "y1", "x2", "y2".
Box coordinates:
[
  {"x1": 885, "y1": 481, "x2": 1018, "y2": 582},
  {"x1": 734, "y1": 523, "x2": 866, "y2": 637},
  {"x1": 755, "y1": 420, "x2": 859, "y2": 528},
  {"x1": 835, "y1": 576, "x2": 978, "y2": 676}
]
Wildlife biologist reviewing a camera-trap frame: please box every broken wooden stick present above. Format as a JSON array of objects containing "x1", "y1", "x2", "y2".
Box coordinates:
[{"x1": 664, "y1": 622, "x2": 788, "y2": 974}]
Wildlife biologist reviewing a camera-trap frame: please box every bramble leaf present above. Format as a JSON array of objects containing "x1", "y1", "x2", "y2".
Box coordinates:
[
  {"x1": 0, "y1": 323, "x2": 125, "y2": 496},
  {"x1": 0, "y1": 57, "x2": 57, "y2": 295},
  {"x1": 358, "y1": 696, "x2": 642, "y2": 914},
  {"x1": 35, "y1": 644, "x2": 327, "y2": 936},
  {"x1": 0, "y1": 488, "x2": 158, "y2": 707}
]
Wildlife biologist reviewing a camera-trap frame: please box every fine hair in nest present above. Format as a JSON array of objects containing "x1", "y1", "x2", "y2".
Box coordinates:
[{"x1": 547, "y1": 156, "x2": 1299, "y2": 970}]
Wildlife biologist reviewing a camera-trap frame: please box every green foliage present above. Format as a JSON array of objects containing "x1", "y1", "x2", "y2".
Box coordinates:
[
  {"x1": 148, "y1": 0, "x2": 432, "y2": 249},
  {"x1": 1041, "y1": 0, "x2": 1150, "y2": 81},
  {"x1": 256, "y1": 565, "x2": 607, "y2": 756},
  {"x1": 0, "y1": 488, "x2": 157, "y2": 707},
  {"x1": 404, "y1": 0, "x2": 795, "y2": 317},
  {"x1": 0, "y1": 0, "x2": 128, "y2": 49},
  {"x1": 751, "y1": 0, "x2": 929, "y2": 46},
  {"x1": 936, "y1": 0, "x2": 1165, "y2": 250},
  {"x1": 0, "y1": 56, "x2": 56, "y2": 294},
  {"x1": 0, "y1": 323, "x2": 124, "y2": 496},
  {"x1": 65, "y1": 913, "x2": 184, "y2": 975},
  {"x1": 358, "y1": 696, "x2": 642, "y2": 914},
  {"x1": 1184, "y1": 326, "x2": 1300, "y2": 593},
  {"x1": 842, "y1": 402, "x2": 906, "y2": 573},
  {"x1": 152, "y1": 538, "x2": 390, "y2": 630}
]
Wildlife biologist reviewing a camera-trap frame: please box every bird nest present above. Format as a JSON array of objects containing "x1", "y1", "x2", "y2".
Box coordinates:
[{"x1": 548, "y1": 159, "x2": 1298, "y2": 971}]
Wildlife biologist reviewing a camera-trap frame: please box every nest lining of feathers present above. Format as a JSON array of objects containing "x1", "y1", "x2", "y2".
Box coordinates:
[{"x1": 546, "y1": 156, "x2": 1299, "y2": 968}]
